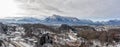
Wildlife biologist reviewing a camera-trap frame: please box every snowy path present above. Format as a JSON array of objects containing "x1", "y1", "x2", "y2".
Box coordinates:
[
  {"x1": 11, "y1": 41, "x2": 25, "y2": 47},
  {"x1": 19, "y1": 42, "x2": 33, "y2": 47},
  {"x1": 11, "y1": 41, "x2": 33, "y2": 47},
  {"x1": 3, "y1": 40, "x2": 15, "y2": 47}
]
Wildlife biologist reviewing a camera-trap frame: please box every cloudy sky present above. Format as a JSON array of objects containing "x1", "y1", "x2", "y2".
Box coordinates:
[{"x1": 0, "y1": 0, "x2": 120, "y2": 21}]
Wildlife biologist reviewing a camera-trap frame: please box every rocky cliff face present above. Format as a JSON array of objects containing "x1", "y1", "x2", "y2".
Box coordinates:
[
  {"x1": 40, "y1": 33, "x2": 53, "y2": 45},
  {"x1": 0, "y1": 23, "x2": 7, "y2": 34}
]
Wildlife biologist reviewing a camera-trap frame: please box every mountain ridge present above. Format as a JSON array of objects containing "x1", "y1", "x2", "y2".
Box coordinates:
[{"x1": 0, "y1": 15, "x2": 120, "y2": 25}]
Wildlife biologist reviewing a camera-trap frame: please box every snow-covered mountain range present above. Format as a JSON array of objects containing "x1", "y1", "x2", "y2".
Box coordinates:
[
  {"x1": 0, "y1": 15, "x2": 120, "y2": 25},
  {"x1": 43, "y1": 15, "x2": 93, "y2": 25}
]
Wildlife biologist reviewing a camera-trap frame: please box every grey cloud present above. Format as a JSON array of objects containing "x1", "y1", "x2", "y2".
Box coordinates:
[{"x1": 15, "y1": 0, "x2": 120, "y2": 21}]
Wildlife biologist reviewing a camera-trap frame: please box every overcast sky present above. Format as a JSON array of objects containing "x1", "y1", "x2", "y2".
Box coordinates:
[{"x1": 0, "y1": 0, "x2": 120, "y2": 21}]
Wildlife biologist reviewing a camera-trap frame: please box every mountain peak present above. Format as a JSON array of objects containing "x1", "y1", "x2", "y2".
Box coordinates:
[
  {"x1": 52, "y1": 14, "x2": 61, "y2": 17},
  {"x1": 43, "y1": 14, "x2": 94, "y2": 25},
  {"x1": 49, "y1": 14, "x2": 60, "y2": 19},
  {"x1": 48, "y1": 14, "x2": 79, "y2": 20},
  {"x1": 46, "y1": 15, "x2": 79, "y2": 21}
]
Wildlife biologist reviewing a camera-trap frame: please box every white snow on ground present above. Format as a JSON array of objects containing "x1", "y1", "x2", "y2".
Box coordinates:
[
  {"x1": 9, "y1": 43, "x2": 15, "y2": 47},
  {"x1": 12, "y1": 41, "x2": 26, "y2": 47},
  {"x1": 19, "y1": 42, "x2": 33, "y2": 47},
  {"x1": 11, "y1": 37, "x2": 21, "y2": 41},
  {"x1": 79, "y1": 39, "x2": 120, "y2": 47},
  {"x1": 3, "y1": 40, "x2": 15, "y2": 47},
  {"x1": 92, "y1": 40, "x2": 101, "y2": 46},
  {"x1": 86, "y1": 40, "x2": 120, "y2": 47},
  {"x1": 116, "y1": 44, "x2": 120, "y2": 47},
  {"x1": 68, "y1": 35, "x2": 77, "y2": 41}
]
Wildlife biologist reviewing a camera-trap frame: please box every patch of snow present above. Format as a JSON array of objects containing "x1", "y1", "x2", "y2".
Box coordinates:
[
  {"x1": 19, "y1": 42, "x2": 33, "y2": 47},
  {"x1": 68, "y1": 35, "x2": 77, "y2": 41}
]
